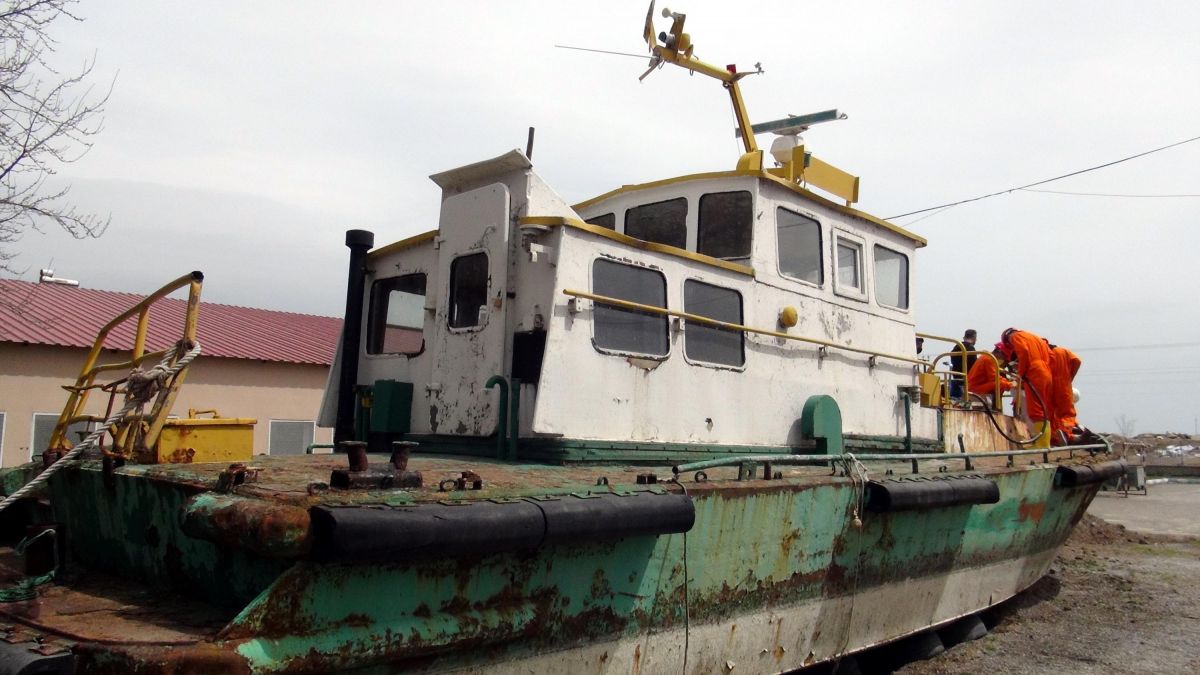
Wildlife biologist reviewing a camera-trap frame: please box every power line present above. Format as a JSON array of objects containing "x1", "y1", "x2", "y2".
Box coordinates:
[
  {"x1": 887, "y1": 134, "x2": 1200, "y2": 220},
  {"x1": 1020, "y1": 188, "x2": 1200, "y2": 198},
  {"x1": 1073, "y1": 341, "x2": 1200, "y2": 352}
]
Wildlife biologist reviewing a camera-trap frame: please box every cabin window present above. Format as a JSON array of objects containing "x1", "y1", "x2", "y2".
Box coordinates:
[
  {"x1": 624, "y1": 197, "x2": 687, "y2": 249},
  {"x1": 777, "y1": 208, "x2": 823, "y2": 285},
  {"x1": 448, "y1": 252, "x2": 489, "y2": 329},
  {"x1": 585, "y1": 213, "x2": 615, "y2": 230},
  {"x1": 367, "y1": 273, "x2": 426, "y2": 355},
  {"x1": 697, "y1": 191, "x2": 752, "y2": 259},
  {"x1": 874, "y1": 245, "x2": 910, "y2": 310},
  {"x1": 591, "y1": 259, "x2": 669, "y2": 357},
  {"x1": 684, "y1": 280, "x2": 744, "y2": 367},
  {"x1": 268, "y1": 420, "x2": 315, "y2": 456},
  {"x1": 835, "y1": 237, "x2": 864, "y2": 294}
]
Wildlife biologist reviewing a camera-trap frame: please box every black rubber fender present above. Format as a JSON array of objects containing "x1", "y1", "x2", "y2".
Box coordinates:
[
  {"x1": 865, "y1": 475, "x2": 999, "y2": 512},
  {"x1": 1055, "y1": 459, "x2": 1127, "y2": 488},
  {"x1": 309, "y1": 491, "x2": 694, "y2": 563}
]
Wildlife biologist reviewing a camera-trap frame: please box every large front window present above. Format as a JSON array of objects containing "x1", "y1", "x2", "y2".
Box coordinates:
[
  {"x1": 591, "y1": 259, "x2": 669, "y2": 356},
  {"x1": 697, "y1": 191, "x2": 752, "y2": 259},
  {"x1": 624, "y1": 197, "x2": 687, "y2": 249}
]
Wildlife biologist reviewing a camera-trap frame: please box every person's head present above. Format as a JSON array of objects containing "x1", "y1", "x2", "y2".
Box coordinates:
[
  {"x1": 963, "y1": 329, "x2": 977, "y2": 348},
  {"x1": 993, "y1": 342, "x2": 1013, "y2": 363},
  {"x1": 915, "y1": 336, "x2": 925, "y2": 354}
]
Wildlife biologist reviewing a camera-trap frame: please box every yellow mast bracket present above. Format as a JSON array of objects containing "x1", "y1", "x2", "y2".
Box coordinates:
[{"x1": 643, "y1": 3, "x2": 759, "y2": 154}]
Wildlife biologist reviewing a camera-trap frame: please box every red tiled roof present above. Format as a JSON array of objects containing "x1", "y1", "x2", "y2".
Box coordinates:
[{"x1": 0, "y1": 278, "x2": 341, "y2": 366}]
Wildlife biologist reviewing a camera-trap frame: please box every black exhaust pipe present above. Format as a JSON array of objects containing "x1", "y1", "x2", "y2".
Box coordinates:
[{"x1": 334, "y1": 229, "x2": 375, "y2": 445}]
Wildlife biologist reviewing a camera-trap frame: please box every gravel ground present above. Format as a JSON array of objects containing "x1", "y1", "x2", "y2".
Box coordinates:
[{"x1": 895, "y1": 514, "x2": 1200, "y2": 675}]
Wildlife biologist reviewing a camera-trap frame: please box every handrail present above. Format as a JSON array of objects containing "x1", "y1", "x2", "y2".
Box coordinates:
[
  {"x1": 563, "y1": 289, "x2": 927, "y2": 368},
  {"x1": 47, "y1": 271, "x2": 204, "y2": 456},
  {"x1": 673, "y1": 444, "x2": 1109, "y2": 475},
  {"x1": 917, "y1": 332, "x2": 970, "y2": 407},
  {"x1": 928, "y1": 349, "x2": 1006, "y2": 412}
]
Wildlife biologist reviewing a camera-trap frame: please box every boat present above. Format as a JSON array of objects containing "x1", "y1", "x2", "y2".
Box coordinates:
[{"x1": 0, "y1": 5, "x2": 1123, "y2": 673}]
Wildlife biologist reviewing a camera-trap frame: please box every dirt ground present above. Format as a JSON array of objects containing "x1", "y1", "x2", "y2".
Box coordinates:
[{"x1": 896, "y1": 513, "x2": 1200, "y2": 675}]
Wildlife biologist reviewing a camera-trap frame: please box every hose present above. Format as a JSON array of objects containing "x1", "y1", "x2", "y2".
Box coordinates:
[{"x1": 966, "y1": 369, "x2": 1047, "y2": 446}]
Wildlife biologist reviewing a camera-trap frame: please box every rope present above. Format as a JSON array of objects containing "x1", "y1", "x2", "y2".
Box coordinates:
[
  {"x1": 832, "y1": 453, "x2": 870, "y2": 666},
  {"x1": 0, "y1": 341, "x2": 202, "y2": 514}
]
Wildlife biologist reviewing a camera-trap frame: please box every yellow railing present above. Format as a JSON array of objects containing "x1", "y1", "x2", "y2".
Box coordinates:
[
  {"x1": 47, "y1": 271, "x2": 204, "y2": 457},
  {"x1": 919, "y1": 334, "x2": 1008, "y2": 412},
  {"x1": 563, "y1": 289, "x2": 926, "y2": 367}
]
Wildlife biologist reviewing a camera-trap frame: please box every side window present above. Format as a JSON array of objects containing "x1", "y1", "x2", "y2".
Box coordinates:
[
  {"x1": 585, "y1": 213, "x2": 615, "y2": 230},
  {"x1": 777, "y1": 208, "x2": 823, "y2": 285},
  {"x1": 697, "y1": 191, "x2": 752, "y2": 259},
  {"x1": 874, "y1": 245, "x2": 910, "y2": 310},
  {"x1": 834, "y1": 236, "x2": 864, "y2": 297},
  {"x1": 624, "y1": 197, "x2": 687, "y2": 249},
  {"x1": 268, "y1": 420, "x2": 315, "y2": 456},
  {"x1": 448, "y1": 252, "x2": 489, "y2": 329},
  {"x1": 592, "y1": 259, "x2": 669, "y2": 357},
  {"x1": 367, "y1": 273, "x2": 426, "y2": 355},
  {"x1": 684, "y1": 280, "x2": 744, "y2": 367}
]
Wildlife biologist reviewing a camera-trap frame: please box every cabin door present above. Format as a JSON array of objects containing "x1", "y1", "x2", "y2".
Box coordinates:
[{"x1": 429, "y1": 182, "x2": 511, "y2": 436}]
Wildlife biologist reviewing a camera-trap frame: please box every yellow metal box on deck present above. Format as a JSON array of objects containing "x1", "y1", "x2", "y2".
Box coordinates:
[{"x1": 144, "y1": 416, "x2": 257, "y2": 464}]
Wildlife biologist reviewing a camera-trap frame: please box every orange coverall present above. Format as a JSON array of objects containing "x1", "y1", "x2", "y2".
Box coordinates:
[
  {"x1": 1005, "y1": 330, "x2": 1054, "y2": 424},
  {"x1": 966, "y1": 355, "x2": 1013, "y2": 397},
  {"x1": 1049, "y1": 345, "x2": 1082, "y2": 438}
]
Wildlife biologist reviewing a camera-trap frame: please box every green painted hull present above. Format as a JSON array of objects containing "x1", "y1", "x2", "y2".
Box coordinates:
[{"x1": 34, "y1": 455, "x2": 1096, "y2": 674}]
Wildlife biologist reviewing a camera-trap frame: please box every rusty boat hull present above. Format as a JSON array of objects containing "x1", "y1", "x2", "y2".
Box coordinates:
[{"x1": 0, "y1": 447, "x2": 1114, "y2": 674}]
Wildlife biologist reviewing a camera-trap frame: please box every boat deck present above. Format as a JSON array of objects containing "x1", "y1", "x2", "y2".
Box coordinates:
[{"x1": 112, "y1": 450, "x2": 1065, "y2": 507}]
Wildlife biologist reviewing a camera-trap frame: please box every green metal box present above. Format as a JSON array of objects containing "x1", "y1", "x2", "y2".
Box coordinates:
[{"x1": 370, "y1": 379, "x2": 413, "y2": 434}]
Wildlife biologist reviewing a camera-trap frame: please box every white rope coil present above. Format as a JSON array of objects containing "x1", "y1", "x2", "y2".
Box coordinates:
[{"x1": 0, "y1": 341, "x2": 202, "y2": 514}]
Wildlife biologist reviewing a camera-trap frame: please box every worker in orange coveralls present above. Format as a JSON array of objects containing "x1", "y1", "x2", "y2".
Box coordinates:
[
  {"x1": 967, "y1": 344, "x2": 1014, "y2": 405},
  {"x1": 1047, "y1": 341, "x2": 1083, "y2": 444},
  {"x1": 1000, "y1": 328, "x2": 1055, "y2": 428}
]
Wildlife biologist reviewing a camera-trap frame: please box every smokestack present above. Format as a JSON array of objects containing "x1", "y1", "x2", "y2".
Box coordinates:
[{"x1": 334, "y1": 229, "x2": 375, "y2": 445}]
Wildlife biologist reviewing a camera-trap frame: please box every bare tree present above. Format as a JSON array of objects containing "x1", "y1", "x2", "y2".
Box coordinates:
[
  {"x1": 0, "y1": 0, "x2": 110, "y2": 274},
  {"x1": 1114, "y1": 413, "x2": 1136, "y2": 438}
]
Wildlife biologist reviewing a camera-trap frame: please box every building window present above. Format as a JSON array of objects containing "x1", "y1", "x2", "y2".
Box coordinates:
[
  {"x1": 368, "y1": 273, "x2": 427, "y2": 355},
  {"x1": 684, "y1": 280, "x2": 744, "y2": 367},
  {"x1": 874, "y1": 245, "x2": 909, "y2": 310},
  {"x1": 268, "y1": 420, "x2": 315, "y2": 456},
  {"x1": 777, "y1": 208, "x2": 823, "y2": 285},
  {"x1": 697, "y1": 191, "x2": 752, "y2": 259},
  {"x1": 31, "y1": 413, "x2": 90, "y2": 459},
  {"x1": 835, "y1": 237, "x2": 863, "y2": 293},
  {"x1": 585, "y1": 213, "x2": 615, "y2": 230},
  {"x1": 592, "y1": 259, "x2": 669, "y2": 357},
  {"x1": 448, "y1": 252, "x2": 489, "y2": 329},
  {"x1": 624, "y1": 197, "x2": 687, "y2": 250}
]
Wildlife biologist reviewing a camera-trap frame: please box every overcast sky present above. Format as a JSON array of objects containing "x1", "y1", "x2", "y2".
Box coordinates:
[{"x1": 8, "y1": 1, "x2": 1199, "y2": 434}]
